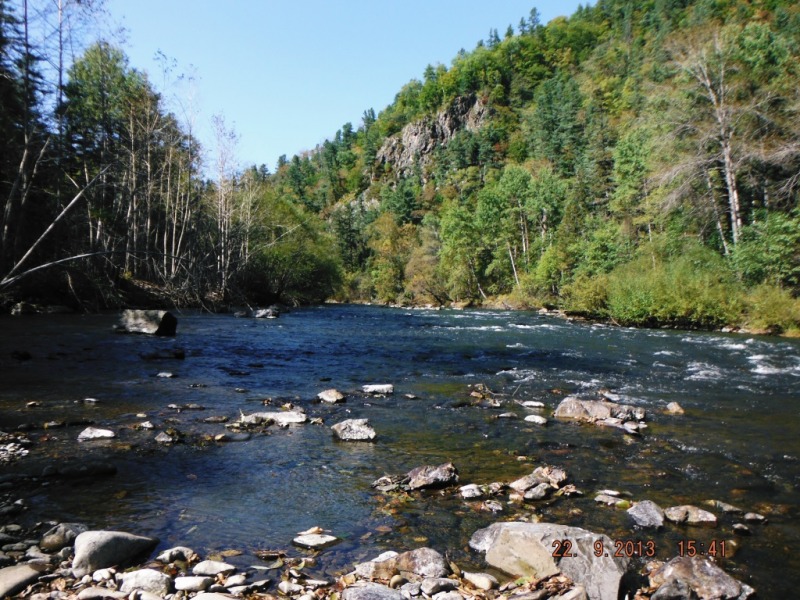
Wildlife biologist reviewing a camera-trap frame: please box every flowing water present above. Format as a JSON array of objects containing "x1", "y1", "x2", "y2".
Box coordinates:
[{"x1": 1, "y1": 305, "x2": 799, "y2": 596}]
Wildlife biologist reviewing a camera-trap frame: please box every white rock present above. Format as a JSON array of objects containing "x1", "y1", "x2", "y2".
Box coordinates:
[
  {"x1": 332, "y1": 418, "x2": 377, "y2": 441},
  {"x1": 519, "y1": 401, "x2": 545, "y2": 408},
  {"x1": 459, "y1": 484, "x2": 483, "y2": 499},
  {"x1": 72, "y1": 530, "x2": 158, "y2": 578},
  {"x1": 156, "y1": 546, "x2": 195, "y2": 562},
  {"x1": 193, "y1": 559, "x2": 236, "y2": 576},
  {"x1": 119, "y1": 568, "x2": 173, "y2": 596},
  {"x1": 462, "y1": 572, "x2": 498, "y2": 590},
  {"x1": 175, "y1": 575, "x2": 214, "y2": 591},
  {"x1": 77, "y1": 427, "x2": 115, "y2": 441},
  {"x1": 318, "y1": 389, "x2": 345, "y2": 403},
  {"x1": 278, "y1": 580, "x2": 304, "y2": 595},
  {"x1": 362, "y1": 384, "x2": 394, "y2": 395},
  {"x1": 524, "y1": 415, "x2": 548, "y2": 425},
  {"x1": 292, "y1": 533, "x2": 339, "y2": 549},
  {"x1": 92, "y1": 568, "x2": 115, "y2": 582}
]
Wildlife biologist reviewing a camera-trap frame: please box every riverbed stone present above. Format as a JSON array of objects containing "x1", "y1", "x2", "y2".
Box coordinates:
[
  {"x1": 193, "y1": 559, "x2": 236, "y2": 576},
  {"x1": 72, "y1": 531, "x2": 158, "y2": 578},
  {"x1": 394, "y1": 548, "x2": 450, "y2": 579},
  {"x1": 628, "y1": 500, "x2": 665, "y2": 529},
  {"x1": 665, "y1": 402, "x2": 685, "y2": 415},
  {"x1": 0, "y1": 564, "x2": 45, "y2": 598},
  {"x1": 469, "y1": 522, "x2": 629, "y2": 600},
  {"x1": 459, "y1": 484, "x2": 483, "y2": 499},
  {"x1": 293, "y1": 533, "x2": 339, "y2": 549},
  {"x1": 77, "y1": 427, "x2": 115, "y2": 441},
  {"x1": 242, "y1": 411, "x2": 307, "y2": 427},
  {"x1": 77, "y1": 586, "x2": 127, "y2": 599},
  {"x1": 343, "y1": 582, "x2": 405, "y2": 600},
  {"x1": 175, "y1": 575, "x2": 214, "y2": 592},
  {"x1": 665, "y1": 505, "x2": 718, "y2": 527},
  {"x1": 318, "y1": 389, "x2": 346, "y2": 403},
  {"x1": 462, "y1": 572, "x2": 498, "y2": 590},
  {"x1": 649, "y1": 556, "x2": 755, "y2": 599},
  {"x1": 406, "y1": 463, "x2": 459, "y2": 490},
  {"x1": 420, "y1": 577, "x2": 458, "y2": 595},
  {"x1": 362, "y1": 384, "x2": 394, "y2": 395},
  {"x1": 354, "y1": 551, "x2": 400, "y2": 579},
  {"x1": 554, "y1": 397, "x2": 645, "y2": 423},
  {"x1": 524, "y1": 415, "x2": 548, "y2": 425},
  {"x1": 40, "y1": 522, "x2": 87, "y2": 552},
  {"x1": 523, "y1": 482, "x2": 552, "y2": 501},
  {"x1": 116, "y1": 309, "x2": 177, "y2": 336},
  {"x1": 119, "y1": 568, "x2": 173, "y2": 596},
  {"x1": 332, "y1": 419, "x2": 377, "y2": 441}
]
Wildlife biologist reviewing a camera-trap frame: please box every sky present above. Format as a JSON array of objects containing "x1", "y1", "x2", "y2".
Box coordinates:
[{"x1": 104, "y1": 1, "x2": 588, "y2": 174}]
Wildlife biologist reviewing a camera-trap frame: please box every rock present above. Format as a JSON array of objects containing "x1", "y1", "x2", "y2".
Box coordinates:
[
  {"x1": 193, "y1": 559, "x2": 236, "y2": 576},
  {"x1": 175, "y1": 575, "x2": 214, "y2": 592},
  {"x1": 519, "y1": 401, "x2": 546, "y2": 409},
  {"x1": 463, "y1": 572, "x2": 498, "y2": 590},
  {"x1": 509, "y1": 466, "x2": 567, "y2": 494},
  {"x1": 628, "y1": 500, "x2": 665, "y2": 529},
  {"x1": 469, "y1": 522, "x2": 629, "y2": 600},
  {"x1": 733, "y1": 523, "x2": 751, "y2": 535},
  {"x1": 77, "y1": 586, "x2": 127, "y2": 599},
  {"x1": 665, "y1": 402, "x2": 685, "y2": 415},
  {"x1": 363, "y1": 384, "x2": 394, "y2": 395},
  {"x1": 72, "y1": 531, "x2": 158, "y2": 577},
  {"x1": 523, "y1": 483, "x2": 552, "y2": 501},
  {"x1": 432, "y1": 592, "x2": 462, "y2": 600},
  {"x1": 332, "y1": 419, "x2": 377, "y2": 441},
  {"x1": 553, "y1": 587, "x2": 588, "y2": 600},
  {"x1": 240, "y1": 411, "x2": 307, "y2": 427},
  {"x1": 0, "y1": 564, "x2": 45, "y2": 598},
  {"x1": 77, "y1": 427, "x2": 115, "y2": 441},
  {"x1": 706, "y1": 500, "x2": 743, "y2": 514},
  {"x1": 406, "y1": 463, "x2": 459, "y2": 490},
  {"x1": 394, "y1": 548, "x2": 450, "y2": 579},
  {"x1": 554, "y1": 397, "x2": 645, "y2": 423},
  {"x1": 279, "y1": 580, "x2": 305, "y2": 594},
  {"x1": 194, "y1": 594, "x2": 242, "y2": 600},
  {"x1": 389, "y1": 575, "x2": 407, "y2": 588},
  {"x1": 343, "y1": 582, "x2": 405, "y2": 600},
  {"x1": 420, "y1": 578, "x2": 458, "y2": 595},
  {"x1": 524, "y1": 415, "x2": 548, "y2": 425},
  {"x1": 40, "y1": 522, "x2": 88, "y2": 552},
  {"x1": 318, "y1": 389, "x2": 346, "y2": 403},
  {"x1": 649, "y1": 556, "x2": 755, "y2": 599},
  {"x1": 115, "y1": 309, "x2": 177, "y2": 336},
  {"x1": 744, "y1": 512, "x2": 766, "y2": 523},
  {"x1": 354, "y1": 551, "x2": 400, "y2": 579},
  {"x1": 119, "y1": 568, "x2": 173, "y2": 596},
  {"x1": 594, "y1": 494, "x2": 621, "y2": 506},
  {"x1": 154, "y1": 431, "x2": 175, "y2": 444},
  {"x1": 253, "y1": 306, "x2": 280, "y2": 318},
  {"x1": 459, "y1": 484, "x2": 483, "y2": 499},
  {"x1": 293, "y1": 533, "x2": 339, "y2": 549},
  {"x1": 665, "y1": 505, "x2": 718, "y2": 527}
]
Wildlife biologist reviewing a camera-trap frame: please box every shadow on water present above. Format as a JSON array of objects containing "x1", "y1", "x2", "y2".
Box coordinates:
[{"x1": 1, "y1": 305, "x2": 799, "y2": 593}]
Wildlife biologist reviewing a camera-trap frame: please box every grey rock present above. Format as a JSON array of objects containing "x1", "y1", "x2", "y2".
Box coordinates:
[
  {"x1": 354, "y1": 551, "x2": 400, "y2": 579},
  {"x1": 193, "y1": 559, "x2": 236, "y2": 576},
  {"x1": 553, "y1": 586, "x2": 588, "y2": 600},
  {"x1": 77, "y1": 427, "x2": 115, "y2": 441},
  {"x1": 432, "y1": 592, "x2": 462, "y2": 600},
  {"x1": 156, "y1": 545, "x2": 195, "y2": 562},
  {"x1": 77, "y1": 587, "x2": 127, "y2": 600},
  {"x1": 394, "y1": 548, "x2": 450, "y2": 579},
  {"x1": 318, "y1": 389, "x2": 346, "y2": 403},
  {"x1": 72, "y1": 531, "x2": 158, "y2": 578},
  {"x1": 649, "y1": 556, "x2": 755, "y2": 599},
  {"x1": 0, "y1": 564, "x2": 45, "y2": 598},
  {"x1": 40, "y1": 522, "x2": 87, "y2": 553},
  {"x1": 462, "y1": 572, "x2": 498, "y2": 590},
  {"x1": 628, "y1": 500, "x2": 665, "y2": 528},
  {"x1": 523, "y1": 483, "x2": 552, "y2": 501},
  {"x1": 420, "y1": 577, "x2": 458, "y2": 595},
  {"x1": 332, "y1": 419, "x2": 377, "y2": 441},
  {"x1": 193, "y1": 594, "x2": 241, "y2": 600},
  {"x1": 343, "y1": 582, "x2": 405, "y2": 600},
  {"x1": 554, "y1": 397, "x2": 645, "y2": 423},
  {"x1": 175, "y1": 575, "x2": 214, "y2": 591},
  {"x1": 665, "y1": 505, "x2": 717, "y2": 526},
  {"x1": 406, "y1": 463, "x2": 458, "y2": 490},
  {"x1": 706, "y1": 500, "x2": 743, "y2": 514},
  {"x1": 524, "y1": 415, "x2": 548, "y2": 425},
  {"x1": 469, "y1": 522, "x2": 629, "y2": 600},
  {"x1": 459, "y1": 484, "x2": 483, "y2": 499},
  {"x1": 241, "y1": 411, "x2": 307, "y2": 426},
  {"x1": 293, "y1": 533, "x2": 339, "y2": 549},
  {"x1": 400, "y1": 581, "x2": 421, "y2": 597},
  {"x1": 119, "y1": 568, "x2": 173, "y2": 596},
  {"x1": 154, "y1": 431, "x2": 175, "y2": 444},
  {"x1": 225, "y1": 573, "x2": 248, "y2": 587},
  {"x1": 115, "y1": 309, "x2": 177, "y2": 336}
]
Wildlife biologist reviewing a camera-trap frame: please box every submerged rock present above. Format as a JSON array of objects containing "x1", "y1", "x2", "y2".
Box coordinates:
[
  {"x1": 469, "y1": 522, "x2": 629, "y2": 600},
  {"x1": 332, "y1": 419, "x2": 377, "y2": 441},
  {"x1": 649, "y1": 556, "x2": 754, "y2": 599},
  {"x1": 293, "y1": 533, "x2": 339, "y2": 549},
  {"x1": 115, "y1": 309, "x2": 177, "y2": 336}
]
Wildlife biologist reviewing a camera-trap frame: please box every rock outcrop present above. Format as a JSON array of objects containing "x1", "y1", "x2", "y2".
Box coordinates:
[{"x1": 115, "y1": 309, "x2": 177, "y2": 336}]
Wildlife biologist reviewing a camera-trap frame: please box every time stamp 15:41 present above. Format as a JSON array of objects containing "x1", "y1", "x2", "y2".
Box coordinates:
[{"x1": 551, "y1": 539, "x2": 729, "y2": 559}]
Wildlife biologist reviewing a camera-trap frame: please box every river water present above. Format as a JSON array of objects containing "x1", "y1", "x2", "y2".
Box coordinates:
[{"x1": 1, "y1": 305, "x2": 799, "y2": 596}]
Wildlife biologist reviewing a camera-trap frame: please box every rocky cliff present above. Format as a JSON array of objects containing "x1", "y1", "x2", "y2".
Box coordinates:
[{"x1": 375, "y1": 96, "x2": 487, "y2": 180}]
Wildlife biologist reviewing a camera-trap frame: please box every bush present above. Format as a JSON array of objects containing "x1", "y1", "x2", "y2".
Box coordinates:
[
  {"x1": 742, "y1": 284, "x2": 800, "y2": 334},
  {"x1": 562, "y1": 273, "x2": 609, "y2": 316}
]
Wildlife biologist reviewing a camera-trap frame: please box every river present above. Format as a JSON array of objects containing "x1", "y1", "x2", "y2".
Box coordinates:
[{"x1": 1, "y1": 305, "x2": 799, "y2": 596}]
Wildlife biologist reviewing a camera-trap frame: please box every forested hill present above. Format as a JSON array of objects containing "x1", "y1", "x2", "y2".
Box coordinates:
[{"x1": 1, "y1": 1, "x2": 799, "y2": 333}]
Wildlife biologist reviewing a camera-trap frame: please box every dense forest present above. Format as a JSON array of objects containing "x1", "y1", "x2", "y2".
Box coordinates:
[{"x1": 1, "y1": 0, "x2": 799, "y2": 333}]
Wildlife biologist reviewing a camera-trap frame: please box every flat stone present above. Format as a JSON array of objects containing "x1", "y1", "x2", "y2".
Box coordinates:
[
  {"x1": 524, "y1": 415, "x2": 548, "y2": 425},
  {"x1": 318, "y1": 389, "x2": 346, "y2": 403},
  {"x1": 432, "y1": 592, "x2": 463, "y2": 600},
  {"x1": 343, "y1": 582, "x2": 405, "y2": 600},
  {"x1": 0, "y1": 564, "x2": 45, "y2": 598},
  {"x1": 193, "y1": 560, "x2": 236, "y2": 576},
  {"x1": 77, "y1": 427, "x2": 115, "y2": 441},
  {"x1": 628, "y1": 500, "x2": 665, "y2": 529},
  {"x1": 665, "y1": 505, "x2": 718, "y2": 527},
  {"x1": 77, "y1": 587, "x2": 127, "y2": 599},
  {"x1": 649, "y1": 556, "x2": 754, "y2": 599},
  {"x1": 292, "y1": 533, "x2": 339, "y2": 549},
  {"x1": 462, "y1": 572, "x2": 498, "y2": 590},
  {"x1": 244, "y1": 411, "x2": 307, "y2": 426},
  {"x1": 175, "y1": 575, "x2": 214, "y2": 591},
  {"x1": 744, "y1": 512, "x2": 766, "y2": 523},
  {"x1": 72, "y1": 531, "x2": 158, "y2": 578},
  {"x1": 119, "y1": 568, "x2": 173, "y2": 596}
]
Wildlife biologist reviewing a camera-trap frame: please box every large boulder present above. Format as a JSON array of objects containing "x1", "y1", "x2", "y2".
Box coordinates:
[
  {"x1": 332, "y1": 419, "x2": 377, "y2": 441},
  {"x1": 649, "y1": 556, "x2": 754, "y2": 599},
  {"x1": 554, "y1": 397, "x2": 644, "y2": 423},
  {"x1": 406, "y1": 463, "x2": 458, "y2": 490},
  {"x1": 354, "y1": 548, "x2": 449, "y2": 580},
  {"x1": 116, "y1": 309, "x2": 177, "y2": 336},
  {"x1": 0, "y1": 564, "x2": 46, "y2": 598},
  {"x1": 469, "y1": 522, "x2": 629, "y2": 600},
  {"x1": 72, "y1": 530, "x2": 159, "y2": 577}
]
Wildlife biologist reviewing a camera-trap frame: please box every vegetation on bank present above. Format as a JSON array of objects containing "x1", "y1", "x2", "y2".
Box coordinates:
[{"x1": 1, "y1": 0, "x2": 799, "y2": 333}]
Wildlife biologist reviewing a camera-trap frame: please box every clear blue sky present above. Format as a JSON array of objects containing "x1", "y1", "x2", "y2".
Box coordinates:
[{"x1": 105, "y1": 1, "x2": 588, "y2": 173}]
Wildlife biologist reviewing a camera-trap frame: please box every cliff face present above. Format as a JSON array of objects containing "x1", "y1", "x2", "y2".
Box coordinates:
[{"x1": 375, "y1": 96, "x2": 487, "y2": 180}]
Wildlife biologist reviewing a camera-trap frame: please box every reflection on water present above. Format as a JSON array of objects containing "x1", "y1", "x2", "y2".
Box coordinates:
[{"x1": 1, "y1": 306, "x2": 799, "y2": 593}]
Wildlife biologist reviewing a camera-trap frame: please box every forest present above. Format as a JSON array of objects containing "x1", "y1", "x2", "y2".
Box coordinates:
[{"x1": 1, "y1": 0, "x2": 799, "y2": 333}]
